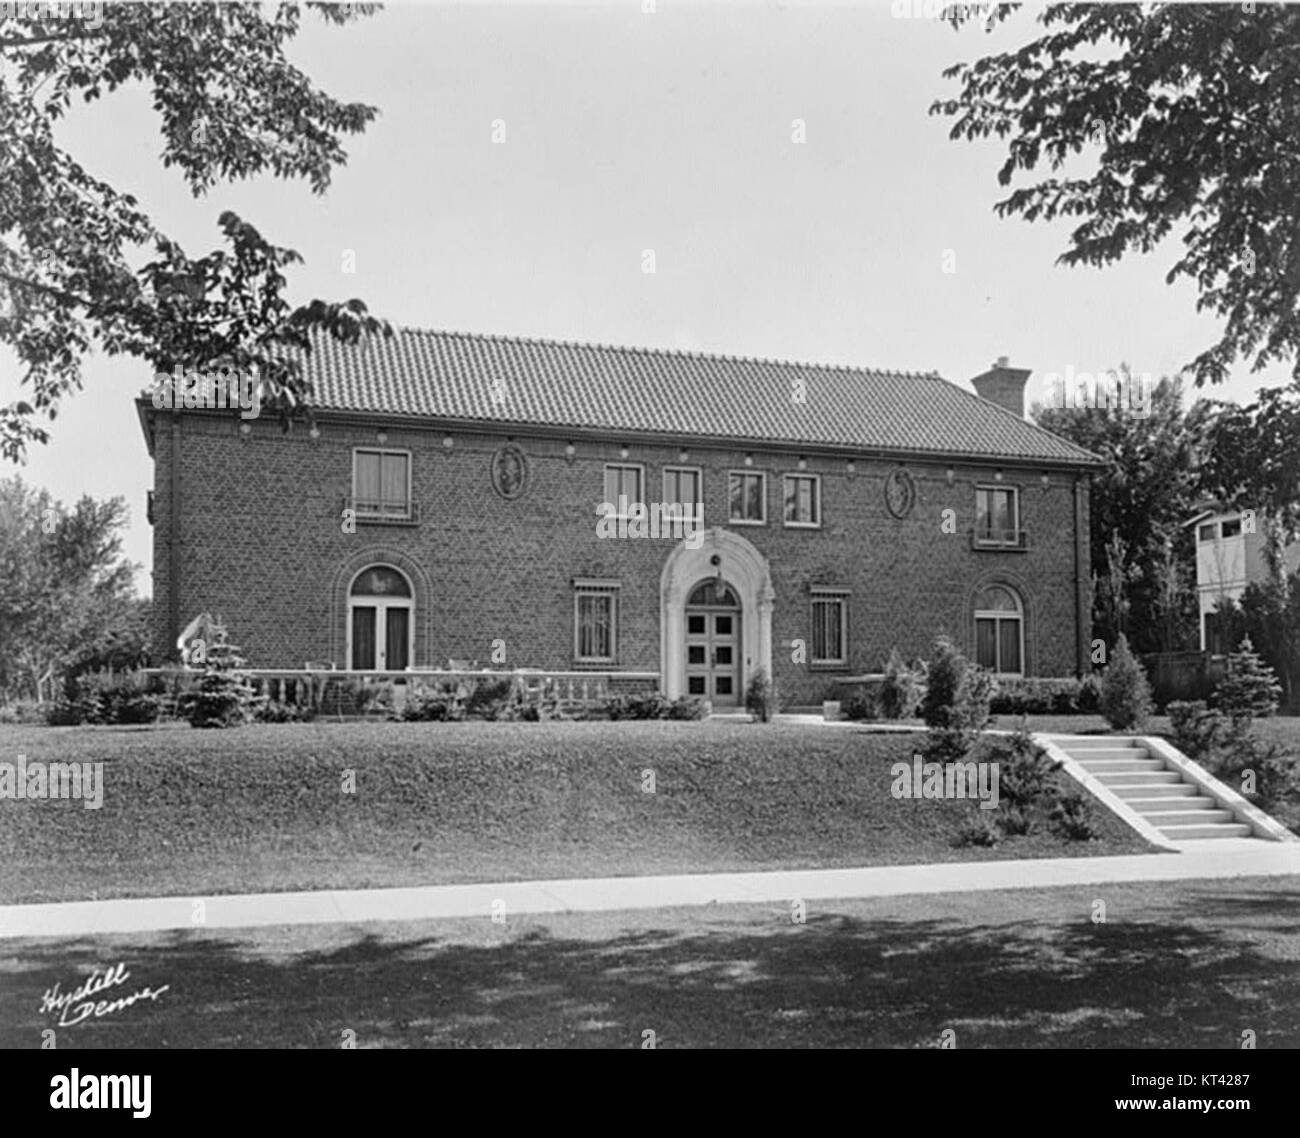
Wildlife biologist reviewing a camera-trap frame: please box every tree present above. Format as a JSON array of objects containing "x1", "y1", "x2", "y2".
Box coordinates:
[
  {"x1": 1033, "y1": 374, "x2": 1208, "y2": 653},
  {"x1": 1213, "y1": 572, "x2": 1300, "y2": 711},
  {"x1": 1099, "y1": 633, "x2": 1153, "y2": 731},
  {"x1": 933, "y1": 5, "x2": 1300, "y2": 385},
  {"x1": 0, "y1": 475, "x2": 143, "y2": 701},
  {"x1": 0, "y1": 2, "x2": 390, "y2": 461},
  {"x1": 181, "y1": 617, "x2": 258, "y2": 728},
  {"x1": 1215, "y1": 636, "x2": 1282, "y2": 724},
  {"x1": 1199, "y1": 379, "x2": 1300, "y2": 546}
]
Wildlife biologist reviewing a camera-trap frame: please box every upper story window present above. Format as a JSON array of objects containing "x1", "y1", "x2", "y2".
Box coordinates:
[
  {"x1": 783, "y1": 474, "x2": 821, "y2": 527},
  {"x1": 1221, "y1": 518, "x2": 1242, "y2": 538},
  {"x1": 1198, "y1": 523, "x2": 1218, "y2": 542},
  {"x1": 663, "y1": 467, "x2": 702, "y2": 519},
  {"x1": 974, "y1": 485, "x2": 1020, "y2": 547},
  {"x1": 352, "y1": 449, "x2": 411, "y2": 519},
  {"x1": 604, "y1": 464, "x2": 644, "y2": 518},
  {"x1": 728, "y1": 470, "x2": 767, "y2": 525}
]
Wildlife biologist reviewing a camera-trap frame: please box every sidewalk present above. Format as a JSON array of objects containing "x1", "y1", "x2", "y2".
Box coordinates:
[{"x1": 3, "y1": 838, "x2": 1299, "y2": 940}]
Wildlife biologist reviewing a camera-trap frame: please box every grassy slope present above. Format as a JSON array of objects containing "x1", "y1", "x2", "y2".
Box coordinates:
[
  {"x1": 0, "y1": 720, "x2": 1150, "y2": 904},
  {"x1": 3, "y1": 877, "x2": 1298, "y2": 1048}
]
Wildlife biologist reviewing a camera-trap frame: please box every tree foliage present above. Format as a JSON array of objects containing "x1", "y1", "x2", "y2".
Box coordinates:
[
  {"x1": 1199, "y1": 379, "x2": 1300, "y2": 541},
  {"x1": 934, "y1": 3, "x2": 1300, "y2": 385},
  {"x1": 1099, "y1": 632, "x2": 1154, "y2": 731},
  {"x1": 1033, "y1": 373, "x2": 1209, "y2": 653},
  {"x1": 0, "y1": 474, "x2": 145, "y2": 701},
  {"x1": 0, "y1": 2, "x2": 390, "y2": 460}
]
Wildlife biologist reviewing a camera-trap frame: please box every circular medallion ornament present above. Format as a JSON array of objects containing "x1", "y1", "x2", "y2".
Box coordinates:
[
  {"x1": 884, "y1": 468, "x2": 915, "y2": 519},
  {"x1": 491, "y1": 445, "x2": 528, "y2": 500}
]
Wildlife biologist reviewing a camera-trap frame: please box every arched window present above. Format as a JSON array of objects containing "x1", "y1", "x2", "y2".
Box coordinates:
[
  {"x1": 974, "y1": 584, "x2": 1023, "y2": 675},
  {"x1": 687, "y1": 580, "x2": 740, "y2": 607},
  {"x1": 348, "y1": 565, "x2": 413, "y2": 670}
]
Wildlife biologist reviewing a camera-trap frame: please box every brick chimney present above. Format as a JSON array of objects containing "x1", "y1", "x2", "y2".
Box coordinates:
[{"x1": 970, "y1": 356, "x2": 1032, "y2": 419}]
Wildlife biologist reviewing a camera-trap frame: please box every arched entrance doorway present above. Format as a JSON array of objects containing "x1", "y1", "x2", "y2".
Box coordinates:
[
  {"x1": 684, "y1": 579, "x2": 742, "y2": 705},
  {"x1": 660, "y1": 527, "x2": 774, "y2": 701},
  {"x1": 347, "y1": 564, "x2": 413, "y2": 671}
]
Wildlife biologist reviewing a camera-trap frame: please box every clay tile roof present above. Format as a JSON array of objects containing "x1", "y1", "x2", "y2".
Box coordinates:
[{"x1": 297, "y1": 326, "x2": 1102, "y2": 465}]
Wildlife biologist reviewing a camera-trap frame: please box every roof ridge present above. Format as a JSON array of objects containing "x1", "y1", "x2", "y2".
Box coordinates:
[{"x1": 377, "y1": 323, "x2": 942, "y2": 383}]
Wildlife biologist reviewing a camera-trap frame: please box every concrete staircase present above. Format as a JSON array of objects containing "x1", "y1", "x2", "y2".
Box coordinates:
[{"x1": 1053, "y1": 737, "x2": 1253, "y2": 842}]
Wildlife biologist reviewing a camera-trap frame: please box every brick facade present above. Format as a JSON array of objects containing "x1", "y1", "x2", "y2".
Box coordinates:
[{"x1": 143, "y1": 404, "x2": 1092, "y2": 707}]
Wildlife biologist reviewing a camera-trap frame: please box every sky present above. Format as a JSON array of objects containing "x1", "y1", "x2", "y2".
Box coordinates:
[{"x1": 2, "y1": 0, "x2": 1288, "y2": 596}]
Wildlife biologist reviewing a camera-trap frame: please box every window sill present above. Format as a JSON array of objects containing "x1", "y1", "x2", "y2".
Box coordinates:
[
  {"x1": 344, "y1": 498, "x2": 420, "y2": 525},
  {"x1": 784, "y1": 521, "x2": 821, "y2": 530},
  {"x1": 728, "y1": 518, "x2": 767, "y2": 527},
  {"x1": 970, "y1": 531, "x2": 1027, "y2": 552}
]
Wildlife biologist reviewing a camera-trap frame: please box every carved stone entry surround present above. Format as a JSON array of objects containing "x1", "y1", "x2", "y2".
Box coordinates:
[{"x1": 660, "y1": 527, "x2": 774, "y2": 701}]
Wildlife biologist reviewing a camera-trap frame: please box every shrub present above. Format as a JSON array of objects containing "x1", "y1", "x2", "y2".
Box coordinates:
[
  {"x1": 0, "y1": 700, "x2": 44, "y2": 725},
  {"x1": 920, "y1": 637, "x2": 968, "y2": 730},
  {"x1": 401, "y1": 684, "x2": 465, "y2": 722},
  {"x1": 1202, "y1": 731, "x2": 1298, "y2": 809},
  {"x1": 667, "y1": 696, "x2": 710, "y2": 720},
  {"x1": 996, "y1": 803, "x2": 1034, "y2": 837},
  {"x1": 1166, "y1": 700, "x2": 1227, "y2": 762},
  {"x1": 987, "y1": 676, "x2": 1101, "y2": 716},
  {"x1": 1048, "y1": 792, "x2": 1100, "y2": 841},
  {"x1": 952, "y1": 813, "x2": 1000, "y2": 847},
  {"x1": 1076, "y1": 673, "x2": 1103, "y2": 713},
  {"x1": 1214, "y1": 637, "x2": 1282, "y2": 724},
  {"x1": 465, "y1": 677, "x2": 515, "y2": 720},
  {"x1": 878, "y1": 648, "x2": 924, "y2": 719},
  {"x1": 49, "y1": 671, "x2": 161, "y2": 726},
  {"x1": 254, "y1": 700, "x2": 315, "y2": 724},
  {"x1": 971, "y1": 727, "x2": 1097, "y2": 843},
  {"x1": 843, "y1": 690, "x2": 877, "y2": 721},
  {"x1": 920, "y1": 638, "x2": 993, "y2": 761},
  {"x1": 1099, "y1": 634, "x2": 1153, "y2": 731},
  {"x1": 602, "y1": 691, "x2": 676, "y2": 720},
  {"x1": 980, "y1": 727, "x2": 1061, "y2": 809},
  {"x1": 180, "y1": 621, "x2": 258, "y2": 729},
  {"x1": 745, "y1": 669, "x2": 776, "y2": 723}
]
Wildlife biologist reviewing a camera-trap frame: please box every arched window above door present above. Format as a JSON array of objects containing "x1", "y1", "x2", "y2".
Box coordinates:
[
  {"x1": 687, "y1": 581, "x2": 739, "y2": 607},
  {"x1": 351, "y1": 566, "x2": 412, "y2": 597}
]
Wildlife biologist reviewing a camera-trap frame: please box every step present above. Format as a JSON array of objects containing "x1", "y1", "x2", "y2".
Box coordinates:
[
  {"x1": 1156, "y1": 822, "x2": 1253, "y2": 840},
  {"x1": 1074, "y1": 758, "x2": 1163, "y2": 774},
  {"x1": 1139, "y1": 808, "x2": 1235, "y2": 826},
  {"x1": 1112, "y1": 783, "x2": 1199, "y2": 800},
  {"x1": 1056, "y1": 737, "x2": 1144, "y2": 748},
  {"x1": 1066, "y1": 748, "x2": 1152, "y2": 763},
  {"x1": 1129, "y1": 795, "x2": 1219, "y2": 812},
  {"x1": 1092, "y1": 769, "x2": 1182, "y2": 785}
]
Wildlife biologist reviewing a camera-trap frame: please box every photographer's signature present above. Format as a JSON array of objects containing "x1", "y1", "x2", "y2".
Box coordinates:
[{"x1": 39, "y1": 962, "x2": 169, "y2": 1027}]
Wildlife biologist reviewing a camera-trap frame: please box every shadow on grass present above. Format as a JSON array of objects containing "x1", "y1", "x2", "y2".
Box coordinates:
[{"x1": 3, "y1": 888, "x2": 1298, "y2": 1049}]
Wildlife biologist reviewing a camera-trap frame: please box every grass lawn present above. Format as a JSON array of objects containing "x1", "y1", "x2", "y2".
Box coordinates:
[
  {"x1": 3, "y1": 876, "x2": 1298, "y2": 1048},
  {"x1": 0, "y1": 720, "x2": 1151, "y2": 905}
]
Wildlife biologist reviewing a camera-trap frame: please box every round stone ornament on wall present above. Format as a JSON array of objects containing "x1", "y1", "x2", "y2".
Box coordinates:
[
  {"x1": 884, "y1": 467, "x2": 916, "y2": 519},
  {"x1": 491, "y1": 444, "x2": 529, "y2": 500}
]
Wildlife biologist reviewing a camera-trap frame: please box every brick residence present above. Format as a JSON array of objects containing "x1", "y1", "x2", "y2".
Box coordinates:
[{"x1": 136, "y1": 329, "x2": 1102, "y2": 708}]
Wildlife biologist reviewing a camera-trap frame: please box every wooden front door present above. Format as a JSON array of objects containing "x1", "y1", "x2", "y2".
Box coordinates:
[{"x1": 684, "y1": 580, "x2": 741, "y2": 706}]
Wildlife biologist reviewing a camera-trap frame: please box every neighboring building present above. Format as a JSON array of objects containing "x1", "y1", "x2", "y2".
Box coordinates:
[
  {"x1": 1186, "y1": 504, "x2": 1300, "y2": 653},
  {"x1": 136, "y1": 330, "x2": 1102, "y2": 707}
]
